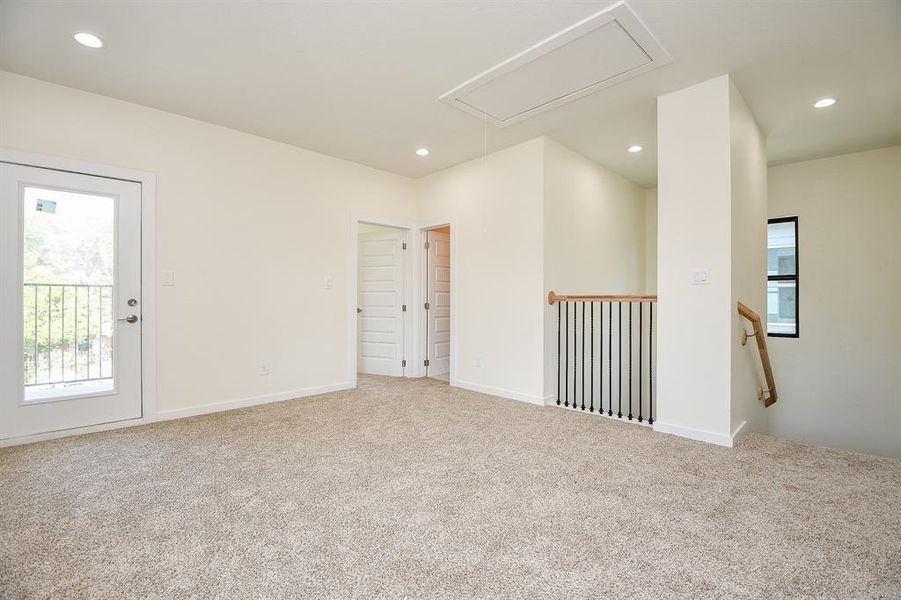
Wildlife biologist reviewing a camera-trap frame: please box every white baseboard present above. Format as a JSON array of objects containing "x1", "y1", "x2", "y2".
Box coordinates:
[
  {"x1": 155, "y1": 382, "x2": 354, "y2": 421},
  {"x1": 731, "y1": 420, "x2": 749, "y2": 445},
  {"x1": 543, "y1": 394, "x2": 556, "y2": 405},
  {"x1": 0, "y1": 381, "x2": 354, "y2": 448},
  {"x1": 452, "y1": 379, "x2": 545, "y2": 406},
  {"x1": 653, "y1": 420, "x2": 735, "y2": 447}
]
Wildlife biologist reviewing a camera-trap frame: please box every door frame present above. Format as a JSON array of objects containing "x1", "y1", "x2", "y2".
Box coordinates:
[
  {"x1": 419, "y1": 221, "x2": 456, "y2": 385},
  {"x1": 348, "y1": 214, "x2": 457, "y2": 386},
  {"x1": 0, "y1": 148, "x2": 157, "y2": 446},
  {"x1": 348, "y1": 213, "x2": 416, "y2": 387}
]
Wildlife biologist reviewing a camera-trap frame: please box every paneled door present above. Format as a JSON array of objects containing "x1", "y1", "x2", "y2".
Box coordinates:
[
  {"x1": 425, "y1": 229, "x2": 450, "y2": 376},
  {"x1": 357, "y1": 228, "x2": 405, "y2": 376},
  {"x1": 0, "y1": 163, "x2": 143, "y2": 440}
]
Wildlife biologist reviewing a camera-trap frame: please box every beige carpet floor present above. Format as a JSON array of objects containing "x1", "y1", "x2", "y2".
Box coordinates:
[{"x1": 1, "y1": 375, "x2": 899, "y2": 599}]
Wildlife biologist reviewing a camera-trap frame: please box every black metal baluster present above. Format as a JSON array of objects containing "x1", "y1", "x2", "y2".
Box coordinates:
[
  {"x1": 33, "y1": 286, "x2": 38, "y2": 384},
  {"x1": 74, "y1": 288, "x2": 78, "y2": 379},
  {"x1": 617, "y1": 302, "x2": 622, "y2": 418},
  {"x1": 581, "y1": 302, "x2": 585, "y2": 410},
  {"x1": 628, "y1": 302, "x2": 633, "y2": 421},
  {"x1": 100, "y1": 287, "x2": 105, "y2": 380},
  {"x1": 557, "y1": 302, "x2": 561, "y2": 406},
  {"x1": 607, "y1": 302, "x2": 612, "y2": 416},
  {"x1": 573, "y1": 301, "x2": 578, "y2": 409},
  {"x1": 564, "y1": 302, "x2": 569, "y2": 407},
  {"x1": 47, "y1": 286, "x2": 52, "y2": 382},
  {"x1": 61, "y1": 287, "x2": 65, "y2": 383},
  {"x1": 598, "y1": 302, "x2": 603, "y2": 415},
  {"x1": 649, "y1": 302, "x2": 654, "y2": 425},
  {"x1": 87, "y1": 286, "x2": 92, "y2": 380},
  {"x1": 638, "y1": 302, "x2": 644, "y2": 423},
  {"x1": 590, "y1": 302, "x2": 594, "y2": 412}
]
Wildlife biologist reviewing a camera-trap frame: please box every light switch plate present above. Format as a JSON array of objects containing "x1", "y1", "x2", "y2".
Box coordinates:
[
  {"x1": 324, "y1": 276, "x2": 334, "y2": 290},
  {"x1": 692, "y1": 269, "x2": 710, "y2": 285},
  {"x1": 161, "y1": 270, "x2": 175, "y2": 286}
]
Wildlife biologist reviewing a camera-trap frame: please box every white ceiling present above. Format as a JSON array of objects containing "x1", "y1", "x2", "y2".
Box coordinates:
[{"x1": 1, "y1": 0, "x2": 899, "y2": 187}]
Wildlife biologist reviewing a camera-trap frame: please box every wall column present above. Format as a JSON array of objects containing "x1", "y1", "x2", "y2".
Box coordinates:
[{"x1": 654, "y1": 74, "x2": 767, "y2": 446}]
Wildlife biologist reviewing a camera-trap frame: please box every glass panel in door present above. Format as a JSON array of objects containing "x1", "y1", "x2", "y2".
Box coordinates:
[{"x1": 22, "y1": 187, "x2": 117, "y2": 401}]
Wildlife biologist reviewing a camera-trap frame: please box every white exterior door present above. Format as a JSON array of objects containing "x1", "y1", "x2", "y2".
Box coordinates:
[
  {"x1": 0, "y1": 163, "x2": 143, "y2": 440},
  {"x1": 357, "y1": 229, "x2": 405, "y2": 376},
  {"x1": 426, "y1": 229, "x2": 450, "y2": 376}
]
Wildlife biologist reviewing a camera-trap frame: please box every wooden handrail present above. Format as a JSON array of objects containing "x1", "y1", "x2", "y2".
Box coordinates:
[
  {"x1": 737, "y1": 301, "x2": 778, "y2": 407},
  {"x1": 548, "y1": 291, "x2": 657, "y2": 305}
]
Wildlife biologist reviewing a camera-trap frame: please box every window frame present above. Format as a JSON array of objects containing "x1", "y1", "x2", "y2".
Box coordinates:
[{"x1": 767, "y1": 216, "x2": 799, "y2": 338}]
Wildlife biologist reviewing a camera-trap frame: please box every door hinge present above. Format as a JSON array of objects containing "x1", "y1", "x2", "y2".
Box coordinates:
[
  {"x1": 424, "y1": 241, "x2": 430, "y2": 250},
  {"x1": 402, "y1": 359, "x2": 407, "y2": 367},
  {"x1": 402, "y1": 242, "x2": 407, "y2": 250},
  {"x1": 424, "y1": 302, "x2": 430, "y2": 310},
  {"x1": 424, "y1": 359, "x2": 430, "y2": 367},
  {"x1": 402, "y1": 304, "x2": 407, "y2": 312}
]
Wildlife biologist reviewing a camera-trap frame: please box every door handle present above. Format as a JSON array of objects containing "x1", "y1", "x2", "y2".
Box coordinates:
[{"x1": 118, "y1": 314, "x2": 139, "y2": 324}]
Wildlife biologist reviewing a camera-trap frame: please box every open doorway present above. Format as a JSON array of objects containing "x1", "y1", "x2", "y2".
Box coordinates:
[
  {"x1": 422, "y1": 226, "x2": 451, "y2": 382},
  {"x1": 357, "y1": 222, "x2": 408, "y2": 377}
]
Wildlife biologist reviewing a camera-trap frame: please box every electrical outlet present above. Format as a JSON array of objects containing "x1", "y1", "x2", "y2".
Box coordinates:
[
  {"x1": 259, "y1": 362, "x2": 271, "y2": 376},
  {"x1": 475, "y1": 356, "x2": 482, "y2": 368}
]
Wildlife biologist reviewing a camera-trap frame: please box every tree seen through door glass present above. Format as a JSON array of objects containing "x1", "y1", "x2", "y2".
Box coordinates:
[{"x1": 23, "y1": 186, "x2": 116, "y2": 397}]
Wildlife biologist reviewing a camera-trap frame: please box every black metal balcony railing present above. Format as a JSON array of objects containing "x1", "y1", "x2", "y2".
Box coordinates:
[
  {"x1": 23, "y1": 283, "x2": 114, "y2": 387},
  {"x1": 548, "y1": 292, "x2": 657, "y2": 424}
]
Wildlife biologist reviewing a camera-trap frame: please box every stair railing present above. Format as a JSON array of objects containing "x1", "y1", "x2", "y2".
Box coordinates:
[
  {"x1": 548, "y1": 291, "x2": 657, "y2": 424},
  {"x1": 737, "y1": 301, "x2": 778, "y2": 407}
]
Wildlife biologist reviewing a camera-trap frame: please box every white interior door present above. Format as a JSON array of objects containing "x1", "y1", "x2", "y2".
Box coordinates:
[
  {"x1": 426, "y1": 229, "x2": 450, "y2": 376},
  {"x1": 0, "y1": 163, "x2": 142, "y2": 440},
  {"x1": 357, "y1": 228, "x2": 405, "y2": 376}
]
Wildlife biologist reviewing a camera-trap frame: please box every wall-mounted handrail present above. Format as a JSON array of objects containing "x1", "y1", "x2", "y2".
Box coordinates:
[
  {"x1": 548, "y1": 291, "x2": 657, "y2": 304},
  {"x1": 737, "y1": 301, "x2": 778, "y2": 407}
]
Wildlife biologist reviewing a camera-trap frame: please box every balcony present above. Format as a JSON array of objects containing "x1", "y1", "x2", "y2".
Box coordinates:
[{"x1": 23, "y1": 283, "x2": 114, "y2": 399}]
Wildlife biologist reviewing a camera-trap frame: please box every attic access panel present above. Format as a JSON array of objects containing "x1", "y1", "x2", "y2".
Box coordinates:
[{"x1": 441, "y1": 1, "x2": 670, "y2": 126}]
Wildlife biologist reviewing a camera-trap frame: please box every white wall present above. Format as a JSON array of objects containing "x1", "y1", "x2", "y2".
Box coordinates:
[
  {"x1": 656, "y1": 76, "x2": 735, "y2": 441},
  {"x1": 644, "y1": 188, "x2": 657, "y2": 294},
  {"x1": 728, "y1": 79, "x2": 769, "y2": 437},
  {"x1": 767, "y1": 146, "x2": 901, "y2": 458},
  {"x1": 0, "y1": 71, "x2": 417, "y2": 415},
  {"x1": 415, "y1": 138, "x2": 546, "y2": 403},
  {"x1": 656, "y1": 75, "x2": 769, "y2": 445},
  {"x1": 542, "y1": 138, "x2": 647, "y2": 399}
]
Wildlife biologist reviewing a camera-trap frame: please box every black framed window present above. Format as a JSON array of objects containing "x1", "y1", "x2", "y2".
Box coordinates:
[{"x1": 767, "y1": 216, "x2": 798, "y2": 337}]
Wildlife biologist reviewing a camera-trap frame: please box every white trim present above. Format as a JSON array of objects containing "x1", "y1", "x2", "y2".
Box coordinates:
[
  {"x1": 546, "y1": 400, "x2": 654, "y2": 427},
  {"x1": 155, "y1": 382, "x2": 354, "y2": 421},
  {"x1": 653, "y1": 420, "x2": 735, "y2": 447},
  {"x1": 731, "y1": 420, "x2": 749, "y2": 445},
  {"x1": 141, "y1": 174, "x2": 158, "y2": 419},
  {"x1": 439, "y1": 1, "x2": 671, "y2": 126},
  {"x1": 419, "y1": 220, "x2": 456, "y2": 385},
  {"x1": 454, "y1": 378, "x2": 545, "y2": 406},
  {"x1": 0, "y1": 147, "x2": 158, "y2": 424}
]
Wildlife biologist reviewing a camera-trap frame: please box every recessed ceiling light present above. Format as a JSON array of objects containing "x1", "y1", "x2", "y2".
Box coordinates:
[
  {"x1": 627, "y1": 145, "x2": 643, "y2": 153},
  {"x1": 416, "y1": 148, "x2": 430, "y2": 157},
  {"x1": 74, "y1": 32, "x2": 103, "y2": 48},
  {"x1": 814, "y1": 98, "x2": 836, "y2": 109}
]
